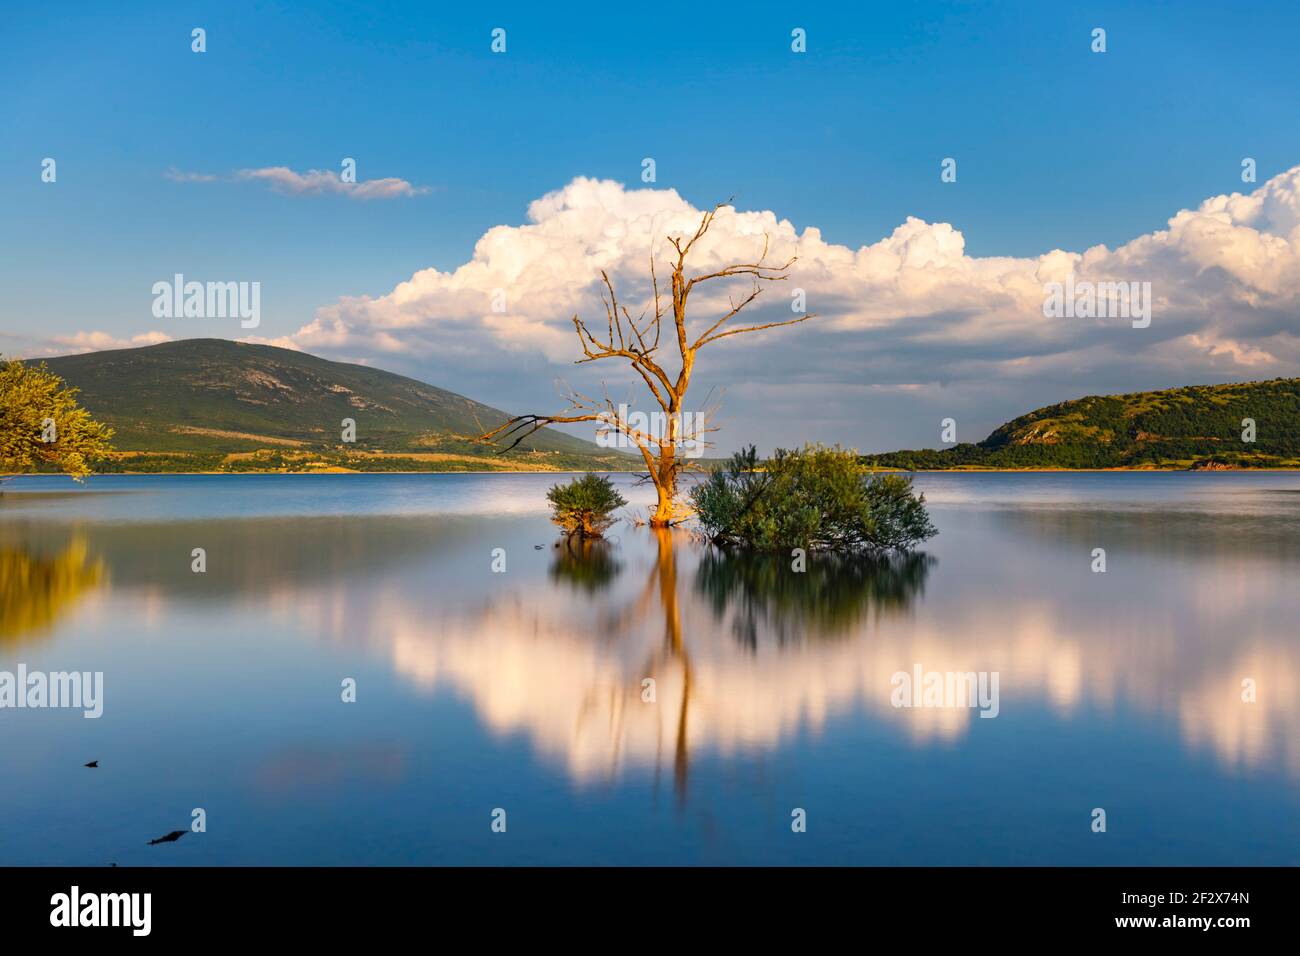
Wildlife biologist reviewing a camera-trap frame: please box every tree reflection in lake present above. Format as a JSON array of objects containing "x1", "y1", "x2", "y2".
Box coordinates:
[
  {"x1": 0, "y1": 533, "x2": 105, "y2": 643},
  {"x1": 695, "y1": 547, "x2": 934, "y2": 648},
  {"x1": 548, "y1": 536, "x2": 622, "y2": 593},
  {"x1": 2, "y1": 474, "x2": 1299, "y2": 864},
  {"x1": 573, "y1": 528, "x2": 934, "y2": 802}
]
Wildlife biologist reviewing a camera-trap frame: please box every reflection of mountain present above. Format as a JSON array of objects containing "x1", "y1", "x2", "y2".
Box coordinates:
[
  {"x1": 696, "y1": 548, "x2": 933, "y2": 647},
  {"x1": 995, "y1": 504, "x2": 1300, "y2": 564},
  {"x1": 1, "y1": 514, "x2": 477, "y2": 600},
  {"x1": 0, "y1": 536, "x2": 105, "y2": 643}
]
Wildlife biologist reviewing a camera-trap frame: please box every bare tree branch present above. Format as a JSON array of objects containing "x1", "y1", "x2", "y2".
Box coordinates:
[{"x1": 475, "y1": 199, "x2": 813, "y2": 526}]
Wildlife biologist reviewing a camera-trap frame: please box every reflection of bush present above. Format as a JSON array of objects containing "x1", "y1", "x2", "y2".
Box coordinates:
[
  {"x1": 0, "y1": 537, "x2": 105, "y2": 643},
  {"x1": 695, "y1": 547, "x2": 933, "y2": 647},
  {"x1": 549, "y1": 536, "x2": 622, "y2": 593}
]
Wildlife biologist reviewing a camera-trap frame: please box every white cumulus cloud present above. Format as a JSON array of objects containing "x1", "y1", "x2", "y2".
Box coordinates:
[
  {"x1": 42, "y1": 330, "x2": 174, "y2": 356},
  {"x1": 164, "y1": 165, "x2": 430, "y2": 200},
  {"x1": 284, "y1": 169, "x2": 1300, "y2": 402}
]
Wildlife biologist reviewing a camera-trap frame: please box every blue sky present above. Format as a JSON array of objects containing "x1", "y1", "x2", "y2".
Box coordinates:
[{"x1": 3, "y1": 1, "x2": 1300, "y2": 451}]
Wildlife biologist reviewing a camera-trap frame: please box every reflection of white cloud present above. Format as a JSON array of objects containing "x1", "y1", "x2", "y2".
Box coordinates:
[
  {"x1": 270, "y1": 540, "x2": 1300, "y2": 785},
  {"x1": 386, "y1": 595, "x2": 891, "y2": 779},
  {"x1": 1178, "y1": 651, "x2": 1300, "y2": 777}
]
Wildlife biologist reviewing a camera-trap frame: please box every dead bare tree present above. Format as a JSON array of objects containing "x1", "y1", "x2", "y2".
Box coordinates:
[{"x1": 478, "y1": 202, "x2": 813, "y2": 527}]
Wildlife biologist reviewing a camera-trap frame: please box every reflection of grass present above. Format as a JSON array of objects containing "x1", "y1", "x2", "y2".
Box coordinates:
[
  {"x1": 695, "y1": 548, "x2": 933, "y2": 646},
  {"x1": 549, "y1": 537, "x2": 622, "y2": 593},
  {"x1": 0, "y1": 537, "x2": 105, "y2": 643}
]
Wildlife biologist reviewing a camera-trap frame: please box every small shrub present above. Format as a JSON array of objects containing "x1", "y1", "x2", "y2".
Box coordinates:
[
  {"x1": 690, "y1": 444, "x2": 937, "y2": 552},
  {"x1": 546, "y1": 473, "x2": 628, "y2": 539}
]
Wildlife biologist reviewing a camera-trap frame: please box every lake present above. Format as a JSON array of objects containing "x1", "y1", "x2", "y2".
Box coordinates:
[{"x1": 2, "y1": 472, "x2": 1298, "y2": 865}]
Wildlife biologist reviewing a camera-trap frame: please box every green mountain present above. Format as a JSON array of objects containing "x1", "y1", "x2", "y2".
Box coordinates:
[
  {"x1": 866, "y1": 379, "x2": 1300, "y2": 470},
  {"x1": 39, "y1": 339, "x2": 636, "y2": 473}
]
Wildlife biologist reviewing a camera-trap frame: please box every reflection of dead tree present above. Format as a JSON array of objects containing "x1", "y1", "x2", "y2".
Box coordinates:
[
  {"x1": 634, "y1": 528, "x2": 693, "y2": 805},
  {"x1": 654, "y1": 528, "x2": 693, "y2": 805},
  {"x1": 564, "y1": 527, "x2": 693, "y2": 800},
  {"x1": 477, "y1": 203, "x2": 813, "y2": 526},
  {"x1": 593, "y1": 527, "x2": 696, "y2": 803}
]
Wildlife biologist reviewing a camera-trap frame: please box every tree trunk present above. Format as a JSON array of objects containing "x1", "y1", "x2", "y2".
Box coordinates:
[
  {"x1": 648, "y1": 437, "x2": 678, "y2": 527},
  {"x1": 649, "y1": 477, "x2": 675, "y2": 527}
]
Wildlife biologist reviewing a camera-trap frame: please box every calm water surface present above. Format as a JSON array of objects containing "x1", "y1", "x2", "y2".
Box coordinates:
[{"x1": 2, "y1": 472, "x2": 1298, "y2": 865}]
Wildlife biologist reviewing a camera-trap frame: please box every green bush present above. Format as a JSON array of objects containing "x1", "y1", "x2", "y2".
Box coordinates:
[
  {"x1": 690, "y1": 444, "x2": 937, "y2": 552},
  {"x1": 546, "y1": 473, "x2": 628, "y2": 538}
]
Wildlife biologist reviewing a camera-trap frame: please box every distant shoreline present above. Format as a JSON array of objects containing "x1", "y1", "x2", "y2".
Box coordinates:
[{"x1": 8, "y1": 466, "x2": 1300, "y2": 481}]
